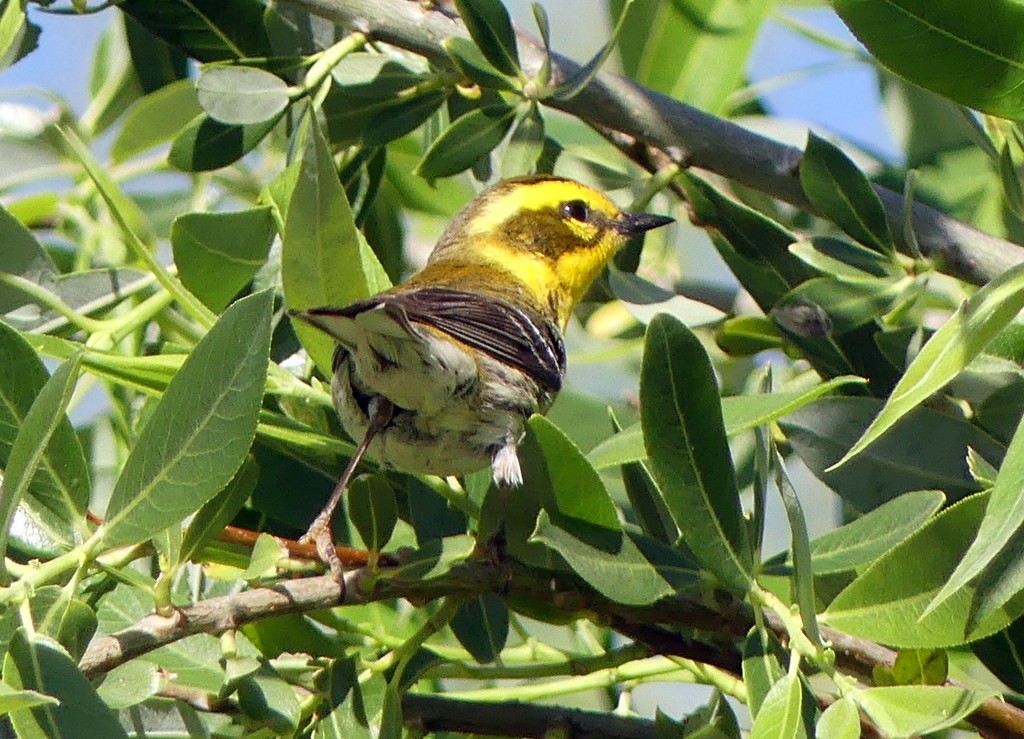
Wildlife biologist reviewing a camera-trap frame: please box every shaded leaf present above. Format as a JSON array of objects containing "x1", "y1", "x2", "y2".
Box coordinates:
[
  {"x1": 169, "y1": 111, "x2": 282, "y2": 172},
  {"x1": 450, "y1": 594, "x2": 508, "y2": 663},
  {"x1": 453, "y1": 0, "x2": 521, "y2": 77},
  {"x1": 416, "y1": 104, "x2": 516, "y2": 179},
  {"x1": 640, "y1": 314, "x2": 751, "y2": 592},
  {"x1": 800, "y1": 132, "x2": 893, "y2": 255}
]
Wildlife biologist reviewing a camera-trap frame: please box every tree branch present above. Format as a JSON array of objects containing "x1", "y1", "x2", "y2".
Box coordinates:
[
  {"x1": 79, "y1": 562, "x2": 1024, "y2": 739},
  {"x1": 282, "y1": 0, "x2": 1024, "y2": 286}
]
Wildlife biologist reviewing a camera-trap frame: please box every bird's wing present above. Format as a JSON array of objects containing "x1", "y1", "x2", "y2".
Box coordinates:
[{"x1": 302, "y1": 288, "x2": 566, "y2": 391}]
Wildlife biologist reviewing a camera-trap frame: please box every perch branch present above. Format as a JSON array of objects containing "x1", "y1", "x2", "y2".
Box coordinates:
[{"x1": 281, "y1": 0, "x2": 1024, "y2": 286}]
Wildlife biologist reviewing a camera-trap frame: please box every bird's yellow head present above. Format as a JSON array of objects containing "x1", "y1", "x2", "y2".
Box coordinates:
[{"x1": 423, "y1": 176, "x2": 673, "y2": 326}]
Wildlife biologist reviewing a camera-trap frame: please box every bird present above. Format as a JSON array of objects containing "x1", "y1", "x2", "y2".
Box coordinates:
[{"x1": 290, "y1": 174, "x2": 673, "y2": 574}]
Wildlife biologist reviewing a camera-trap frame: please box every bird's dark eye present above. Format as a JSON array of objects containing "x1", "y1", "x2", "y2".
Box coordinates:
[{"x1": 561, "y1": 200, "x2": 590, "y2": 222}]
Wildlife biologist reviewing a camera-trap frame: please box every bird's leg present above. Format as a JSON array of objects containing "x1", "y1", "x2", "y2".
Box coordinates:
[{"x1": 301, "y1": 396, "x2": 394, "y2": 583}]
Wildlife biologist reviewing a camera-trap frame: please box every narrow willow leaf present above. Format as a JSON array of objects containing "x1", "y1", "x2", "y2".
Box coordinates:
[
  {"x1": 168, "y1": 111, "x2": 282, "y2": 172},
  {"x1": 853, "y1": 685, "x2": 992, "y2": 738},
  {"x1": 284, "y1": 113, "x2": 391, "y2": 375},
  {"x1": 444, "y1": 36, "x2": 519, "y2": 91},
  {"x1": 453, "y1": 0, "x2": 521, "y2": 77},
  {"x1": 530, "y1": 511, "x2": 696, "y2": 605},
  {"x1": 612, "y1": 407, "x2": 676, "y2": 544},
  {"x1": 0, "y1": 352, "x2": 83, "y2": 568},
  {"x1": 96, "y1": 660, "x2": 160, "y2": 709},
  {"x1": 4, "y1": 630, "x2": 127, "y2": 738},
  {"x1": 833, "y1": 0, "x2": 1024, "y2": 118},
  {"x1": 789, "y1": 237, "x2": 901, "y2": 282},
  {"x1": 181, "y1": 456, "x2": 259, "y2": 562},
  {"x1": 0, "y1": 323, "x2": 89, "y2": 552},
  {"x1": 416, "y1": 104, "x2": 516, "y2": 180},
  {"x1": 501, "y1": 102, "x2": 545, "y2": 177},
  {"x1": 0, "y1": 682, "x2": 58, "y2": 715},
  {"x1": 742, "y1": 628, "x2": 785, "y2": 718},
  {"x1": 765, "y1": 490, "x2": 945, "y2": 575},
  {"x1": 776, "y1": 275, "x2": 905, "y2": 335},
  {"x1": 347, "y1": 475, "x2": 398, "y2": 553},
  {"x1": 0, "y1": 204, "x2": 58, "y2": 315},
  {"x1": 824, "y1": 492, "x2": 1022, "y2": 647},
  {"x1": 773, "y1": 449, "x2": 821, "y2": 646},
  {"x1": 588, "y1": 375, "x2": 865, "y2": 470},
  {"x1": 100, "y1": 290, "x2": 272, "y2": 548},
  {"x1": 815, "y1": 698, "x2": 860, "y2": 739},
  {"x1": 749, "y1": 673, "x2": 804, "y2": 739},
  {"x1": 834, "y1": 260, "x2": 1024, "y2": 469},
  {"x1": 237, "y1": 666, "x2": 301, "y2": 734},
  {"x1": 925, "y1": 410, "x2": 1024, "y2": 626},
  {"x1": 784, "y1": 397, "x2": 1001, "y2": 513},
  {"x1": 119, "y1": 0, "x2": 271, "y2": 62},
  {"x1": 362, "y1": 91, "x2": 446, "y2": 147},
  {"x1": 641, "y1": 314, "x2": 752, "y2": 592},
  {"x1": 196, "y1": 65, "x2": 290, "y2": 125},
  {"x1": 111, "y1": 78, "x2": 201, "y2": 163},
  {"x1": 450, "y1": 593, "x2": 508, "y2": 664},
  {"x1": 172, "y1": 206, "x2": 275, "y2": 311},
  {"x1": 800, "y1": 132, "x2": 893, "y2": 255}
]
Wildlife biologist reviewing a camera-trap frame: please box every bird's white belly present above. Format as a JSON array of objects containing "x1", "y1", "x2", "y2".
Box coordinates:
[{"x1": 331, "y1": 327, "x2": 548, "y2": 478}]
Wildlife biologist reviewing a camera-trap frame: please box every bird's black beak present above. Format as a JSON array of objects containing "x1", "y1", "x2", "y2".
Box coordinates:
[{"x1": 614, "y1": 212, "x2": 674, "y2": 236}]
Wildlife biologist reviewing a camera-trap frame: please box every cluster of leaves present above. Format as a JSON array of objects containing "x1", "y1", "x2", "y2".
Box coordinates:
[{"x1": 3, "y1": 0, "x2": 1024, "y2": 737}]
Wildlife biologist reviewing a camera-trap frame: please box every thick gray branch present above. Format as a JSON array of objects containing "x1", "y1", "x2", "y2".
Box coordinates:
[{"x1": 285, "y1": 0, "x2": 1024, "y2": 286}]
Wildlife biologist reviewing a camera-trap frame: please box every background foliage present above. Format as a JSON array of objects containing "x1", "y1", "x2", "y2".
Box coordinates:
[{"x1": 3, "y1": 0, "x2": 1024, "y2": 736}]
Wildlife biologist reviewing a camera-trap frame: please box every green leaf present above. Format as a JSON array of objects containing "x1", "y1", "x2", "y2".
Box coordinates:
[
  {"x1": 118, "y1": 0, "x2": 271, "y2": 62},
  {"x1": 776, "y1": 276, "x2": 905, "y2": 335},
  {"x1": 450, "y1": 594, "x2": 508, "y2": 663},
  {"x1": 853, "y1": 685, "x2": 992, "y2": 738},
  {"x1": 359, "y1": 90, "x2": 446, "y2": 147},
  {"x1": 925, "y1": 408, "x2": 1024, "y2": 627},
  {"x1": 833, "y1": 0, "x2": 1024, "y2": 118},
  {"x1": 610, "y1": 0, "x2": 771, "y2": 114},
  {"x1": 169, "y1": 111, "x2": 282, "y2": 172},
  {"x1": 502, "y1": 102, "x2": 545, "y2": 177},
  {"x1": 973, "y1": 617, "x2": 1024, "y2": 692},
  {"x1": 347, "y1": 475, "x2": 398, "y2": 553},
  {"x1": 453, "y1": 0, "x2": 521, "y2": 77},
  {"x1": 196, "y1": 65, "x2": 290, "y2": 125},
  {"x1": 100, "y1": 290, "x2": 272, "y2": 548},
  {"x1": 445, "y1": 37, "x2": 519, "y2": 91},
  {"x1": 784, "y1": 397, "x2": 1003, "y2": 513},
  {"x1": 716, "y1": 316, "x2": 784, "y2": 357},
  {"x1": 773, "y1": 449, "x2": 821, "y2": 645},
  {"x1": 824, "y1": 492, "x2": 1023, "y2": 646},
  {"x1": 111, "y1": 79, "x2": 202, "y2": 162},
  {"x1": 765, "y1": 490, "x2": 945, "y2": 576},
  {"x1": 384, "y1": 535, "x2": 476, "y2": 582},
  {"x1": 800, "y1": 132, "x2": 893, "y2": 255},
  {"x1": 834, "y1": 260, "x2": 1024, "y2": 468},
  {"x1": 416, "y1": 104, "x2": 517, "y2": 179},
  {"x1": 3, "y1": 630, "x2": 128, "y2": 738},
  {"x1": 890, "y1": 648, "x2": 948, "y2": 685},
  {"x1": 241, "y1": 532, "x2": 285, "y2": 579},
  {"x1": 5, "y1": 268, "x2": 152, "y2": 335},
  {"x1": 640, "y1": 314, "x2": 752, "y2": 592},
  {"x1": 0, "y1": 203, "x2": 58, "y2": 315},
  {"x1": 331, "y1": 52, "x2": 428, "y2": 96},
  {"x1": 530, "y1": 510, "x2": 697, "y2": 606},
  {"x1": 608, "y1": 268, "x2": 726, "y2": 328},
  {"x1": 742, "y1": 628, "x2": 785, "y2": 718},
  {"x1": 0, "y1": 352, "x2": 83, "y2": 568},
  {"x1": 0, "y1": 323, "x2": 89, "y2": 554},
  {"x1": 750, "y1": 673, "x2": 805, "y2": 739},
  {"x1": 815, "y1": 698, "x2": 860, "y2": 739},
  {"x1": 96, "y1": 660, "x2": 160, "y2": 709},
  {"x1": 789, "y1": 237, "x2": 901, "y2": 282},
  {"x1": 589, "y1": 376, "x2": 865, "y2": 470},
  {"x1": 237, "y1": 665, "x2": 301, "y2": 735},
  {"x1": 0, "y1": 681, "x2": 57, "y2": 716},
  {"x1": 0, "y1": 0, "x2": 39, "y2": 73},
  {"x1": 284, "y1": 114, "x2": 391, "y2": 375},
  {"x1": 172, "y1": 206, "x2": 276, "y2": 311}
]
